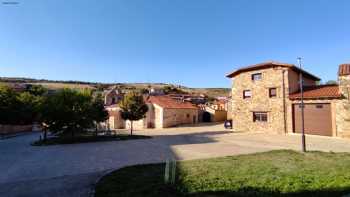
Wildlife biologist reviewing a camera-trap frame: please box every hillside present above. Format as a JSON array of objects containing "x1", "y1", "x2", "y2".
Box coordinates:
[{"x1": 0, "y1": 77, "x2": 230, "y2": 98}]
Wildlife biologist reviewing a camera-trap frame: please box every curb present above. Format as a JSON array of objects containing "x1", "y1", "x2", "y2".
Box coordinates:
[
  {"x1": 88, "y1": 169, "x2": 116, "y2": 197},
  {"x1": 0, "y1": 131, "x2": 39, "y2": 140}
]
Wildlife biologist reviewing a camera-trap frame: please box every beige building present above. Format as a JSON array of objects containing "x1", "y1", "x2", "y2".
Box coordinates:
[
  {"x1": 203, "y1": 106, "x2": 227, "y2": 122},
  {"x1": 106, "y1": 96, "x2": 199, "y2": 130},
  {"x1": 226, "y1": 61, "x2": 350, "y2": 138}
]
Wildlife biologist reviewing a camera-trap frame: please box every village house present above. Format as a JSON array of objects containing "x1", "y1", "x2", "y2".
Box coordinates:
[
  {"x1": 105, "y1": 95, "x2": 199, "y2": 130},
  {"x1": 226, "y1": 61, "x2": 350, "y2": 138},
  {"x1": 104, "y1": 87, "x2": 124, "y2": 106}
]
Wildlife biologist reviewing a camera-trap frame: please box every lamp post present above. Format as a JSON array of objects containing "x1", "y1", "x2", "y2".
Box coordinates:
[{"x1": 297, "y1": 57, "x2": 306, "y2": 152}]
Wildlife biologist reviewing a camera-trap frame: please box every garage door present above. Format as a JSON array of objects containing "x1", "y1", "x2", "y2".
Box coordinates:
[{"x1": 293, "y1": 103, "x2": 332, "y2": 136}]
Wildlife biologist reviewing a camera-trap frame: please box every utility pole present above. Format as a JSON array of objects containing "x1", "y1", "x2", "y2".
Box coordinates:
[{"x1": 297, "y1": 57, "x2": 306, "y2": 152}]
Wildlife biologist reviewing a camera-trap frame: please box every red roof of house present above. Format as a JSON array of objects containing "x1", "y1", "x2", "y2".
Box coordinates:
[
  {"x1": 147, "y1": 96, "x2": 198, "y2": 109},
  {"x1": 289, "y1": 85, "x2": 342, "y2": 100},
  {"x1": 226, "y1": 61, "x2": 320, "y2": 81},
  {"x1": 339, "y1": 64, "x2": 350, "y2": 76}
]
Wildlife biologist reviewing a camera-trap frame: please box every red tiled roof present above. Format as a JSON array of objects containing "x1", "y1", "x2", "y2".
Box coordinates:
[
  {"x1": 289, "y1": 85, "x2": 342, "y2": 100},
  {"x1": 147, "y1": 96, "x2": 198, "y2": 109},
  {"x1": 226, "y1": 61, "x2": 320, "y2": 81},
  {"x1": 339, "y1": 64, "x2": 350, "y2": 76}
]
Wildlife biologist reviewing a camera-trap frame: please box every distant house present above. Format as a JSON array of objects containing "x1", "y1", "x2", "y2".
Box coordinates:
[
  {"x1": 149, "y1": 88, "x2": 165, "y2": 96},
  {"x1": 226, "y1": 61, "x2": 350, "y2": 138},
  {"x1": 104, "y1": 87, "x2": 124, "y2": 106},
  {"x1": 105, "y1": 105, "x2": 125, "y2": 130},
  {"x1": 168, "y1": 93, "x2": 207, "y2": 105},
  {"x1": 106, "y1": 95, "x2": 199, "y2": 130}
]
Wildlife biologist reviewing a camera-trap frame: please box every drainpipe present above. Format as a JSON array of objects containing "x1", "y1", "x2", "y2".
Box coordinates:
[{"x1": 282, "y1": 70, "x2": 287, "y2": 134}]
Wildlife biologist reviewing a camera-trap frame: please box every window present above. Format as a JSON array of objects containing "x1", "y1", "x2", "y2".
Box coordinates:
[
  {"x1": 316, "y1": 104, "x2": 323, "y2": 109},
  {"x1": 269, "y1": 88, "x2": 277, "y2": 98},
  {"x1": 243, "y1": 90, "x2": 252, "y2": 99},
  {"x1": 253, "y1": 112, "x2": 268, "y2": 122},
  {"x1": 252, "y1": 73, "x2": 262, "y2": 81}
]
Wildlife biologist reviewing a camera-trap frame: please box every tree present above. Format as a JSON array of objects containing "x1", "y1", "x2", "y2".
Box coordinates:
[
  {"x1": 119, "y1": 92, "x2": 148, "y2": 135},
  {"x1": 89, "y1": 93, "x2": 109, "y2": 135},
  {"x1": 39, "y1": 88, "x2": 108, "y2": 139},
  {"x1": 0, "y1": 85, "x2": 20, "y2": 125},
  {"x1": 0, "y1": 85, "x2": 44, "y2": 126},
  {"x1": 325, "y1": 80, "x2": 338, "y2": 85},
  {"x1": 17, "y1": 92, "x2": 43, "y2": 125},
  {"x1": 162, "y1": 85, "x2": 186, "y2": 94},
  {"x1": 27, "y1": 85, "x2": 47, "y2": 96}
]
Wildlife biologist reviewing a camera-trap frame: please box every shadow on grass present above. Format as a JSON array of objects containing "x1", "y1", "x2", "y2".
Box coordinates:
[
  {"x1": 95, "y1": 154, "x2": 350, "y2": 197},
  {"x1": 31, "y1": 134, "x2": 151, "y2": 146},
  {"x1": 183, "y1": 188, "x2": 350, "y2": 197}
]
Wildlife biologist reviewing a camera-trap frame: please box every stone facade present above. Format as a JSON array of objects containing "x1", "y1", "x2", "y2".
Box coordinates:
[
  {"x1": 162, "y1": 108, "x2": 198, "y2": 128},
  {"x1": 104, "y1": 88, "x2": 123, "y2": 106},
  {"x1": 336, "y1": 75, "x2": 350, "y2": 137},
  {"x1": 106, "y1": 101, "x2": 198, "y2": 130},
  {"x1": 229, "y1": 62, "x2": 350, "y2": 138},
  {"x1": 232, "y1": 67, "x2": 287, "y2": 133},
  {"x1": 106, "y1": 107, "x2": 125, "y2": 129},
  {"x1": 204, "y1": 106, "x2": 227, "y2": 122}
]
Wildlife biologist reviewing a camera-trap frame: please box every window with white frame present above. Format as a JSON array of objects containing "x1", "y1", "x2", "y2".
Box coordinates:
[
  {"x1": 243, "y1": 90, "x2": 252, "y2": 99},
  {"x1": 253, "y1": 112, "x2": 268, "y2": 122}
]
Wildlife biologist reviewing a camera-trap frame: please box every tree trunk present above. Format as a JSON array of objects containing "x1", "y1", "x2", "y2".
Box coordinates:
[{"x1": 130, "y1": 121, "x2": 133, "y2": 136}]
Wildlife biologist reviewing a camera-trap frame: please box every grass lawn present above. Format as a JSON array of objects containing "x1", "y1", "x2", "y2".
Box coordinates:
[
  {"x1": 95, "y1": 150, "x2": 350, "y2": 197},
  {"x1": 32, "y1": 134, "x2": 151, "y2": 146}
]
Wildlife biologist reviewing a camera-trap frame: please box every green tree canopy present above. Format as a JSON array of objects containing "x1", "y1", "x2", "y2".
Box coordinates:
[
  {"x1": 0, "y1": 85, "x2": 21, "y2": 125},
  {"x1": 0, "y1": 85, "x2": 44, "y2": 125},
  {"x1": 325, "y1": 80, "x2": 338, "y2": 85},
  {"x1": 40, "y1": 88, "x2": 108, "y2": 138},
  {"x1": 162, "y1": 85, "x2": 186, "y2": 94},
  {"x1": 27, "y1": 85, "x2": 47, "y2": 96},
  {"x1": 119, "y1": 92, "x2": 148, "y2": 135}
]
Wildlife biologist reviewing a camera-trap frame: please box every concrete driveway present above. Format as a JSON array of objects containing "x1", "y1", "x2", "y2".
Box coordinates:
[{"x1": 1, "y1": 123, "x2": 350, "y2": 197}]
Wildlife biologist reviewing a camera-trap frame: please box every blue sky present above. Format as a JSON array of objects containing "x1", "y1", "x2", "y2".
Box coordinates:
[{"x1": 0, "y1": 0, "x2": 349, "y2": 88}]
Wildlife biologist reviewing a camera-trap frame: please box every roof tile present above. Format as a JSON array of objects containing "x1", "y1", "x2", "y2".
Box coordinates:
[
  {"x1": 289, "y1": 85, "x2": 341, "y2": 100},
  {"x1": 147, "y1": 96, "x2": 198, "y2": 109}
]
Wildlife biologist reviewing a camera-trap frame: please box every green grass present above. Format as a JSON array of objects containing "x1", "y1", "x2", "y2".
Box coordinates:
[
  {"x1": 95, "y1": 150, "x2": 350, "y2": 197},
  {"x1": 32, "y1": 134, "x2": 151, "y2": 146}
]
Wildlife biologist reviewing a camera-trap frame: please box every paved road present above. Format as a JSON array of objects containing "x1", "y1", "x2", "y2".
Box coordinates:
[{"x1": 2, "y1": 124, "x2": 350, "y2": 197}]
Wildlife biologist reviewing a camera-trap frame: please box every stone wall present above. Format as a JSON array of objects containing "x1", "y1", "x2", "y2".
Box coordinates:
[
  {"x1": 205, "y1": 106, "x2": 227, "y2": 122},
  {"x1": 162, "y1": 108, "x2": 198, "y2": 128},
  {"x1": 336, "y1": 75, "x2": 350, "y2": 137},
  {"x1": 107, "y1": 107, "x2": 125, "y2": 129},
  {"x1": 231, "y1": 67, "x2": 288, "y2": 134},
  {"x1": 0, "y1": 125, "x2": 33, "y2": 135}
]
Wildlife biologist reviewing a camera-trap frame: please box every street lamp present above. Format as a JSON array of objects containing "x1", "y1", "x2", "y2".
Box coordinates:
[{"x1": 297, "y1": 57, "x2": 306, "y2": 152}]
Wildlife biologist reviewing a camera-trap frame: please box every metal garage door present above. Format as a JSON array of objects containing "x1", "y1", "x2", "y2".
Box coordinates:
[{"x1": 293, "y1": 103, "x2": 332, "y2": 136}]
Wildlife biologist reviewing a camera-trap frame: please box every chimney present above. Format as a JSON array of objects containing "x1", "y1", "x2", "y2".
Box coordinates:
[
  {"x1": 339, "y1": 64, "x2": 350, "y2": 99},
  {"x1": 339, "y1": 64, "x2": 350, "y2": 76}
]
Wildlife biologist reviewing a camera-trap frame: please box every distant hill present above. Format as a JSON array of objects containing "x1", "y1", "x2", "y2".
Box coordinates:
[{"x1": 0, "y1": 77, "x2": 230, "y2": 98}]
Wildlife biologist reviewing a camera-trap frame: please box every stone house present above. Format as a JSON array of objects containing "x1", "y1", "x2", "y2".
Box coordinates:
[
  {"x1": 106, "y1": 95, "x2": 199, "y2": 130},
  {"x1": 104, "y1": 87, "x2": 124, "y2": 106},
  {"x1": 226, "y1": 61, "x2": 350, "y2": 138},
  {"x1": 201, "y1": 106, "x2": 227, "y2": 122}
]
